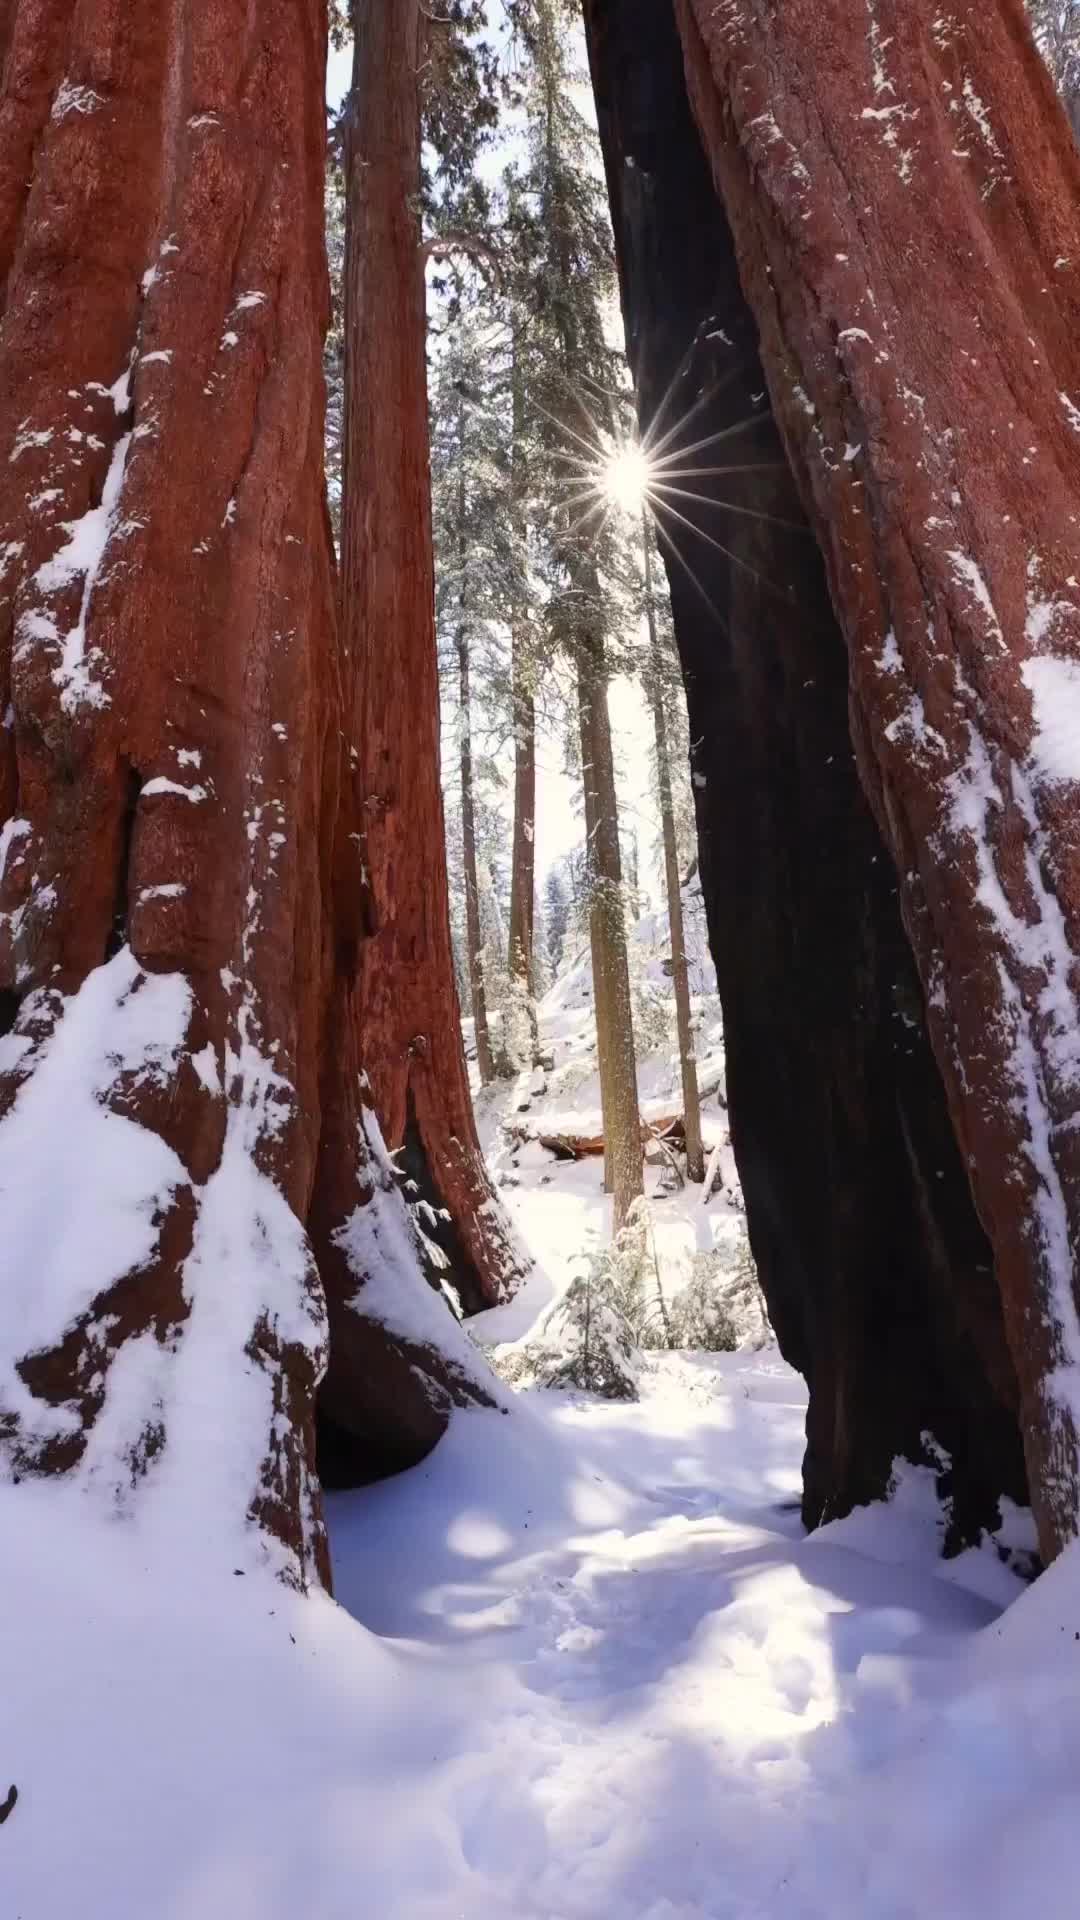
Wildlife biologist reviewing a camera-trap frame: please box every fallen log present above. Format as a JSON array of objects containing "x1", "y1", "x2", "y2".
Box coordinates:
[{"x1": 505, "y1": 1116, "x2": 686, "y2": 1161}]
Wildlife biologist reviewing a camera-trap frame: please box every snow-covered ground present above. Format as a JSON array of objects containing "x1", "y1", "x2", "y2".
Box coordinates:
[
  {"x1": 4, "y1": 913, "x2": 1079, "y2": 1917},
  {"x1": 467, "y1": 893, "x2": 757, "y2": 1351},
  {"x1": 7, "y1": 1345, "x2": 1078, "y2": 1919}
]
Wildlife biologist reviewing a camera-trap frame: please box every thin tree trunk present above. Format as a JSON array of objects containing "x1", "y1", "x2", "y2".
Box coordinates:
[
  {"x1": 342, "y1": 0, "x2": 526, "y2": 1310},
  {"x1": 675, "y1": 0, "x2": 1080, "y2": 1561},
  {"x1": 456, "y1": 444, "x2": 495, "y2": 1085},
  {"x1": 576, "y1": 616, "x2": 644, "y2": 1231},
  {"x1": 503, "y1": 328, "x2": 539, "y2": 1073},
  {"x1": 505, "y1": 653, "x2": 538, "y2": 1064},
  {"x1": 535, "y1": 0, "x2": 641, "y2": 1224},
  {"x1": 577, "y1": 648, "x2": 615, "y2": 1195},
  {"x1": 644, "y1": 516, "x2": 705, "y2": 1181}
]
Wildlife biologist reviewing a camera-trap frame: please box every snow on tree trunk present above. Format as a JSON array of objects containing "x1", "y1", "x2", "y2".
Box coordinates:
[
  {"x1": 341, "y1": 0, "x2": 527, "y2": 1312},
  {"x1": 674, "y1": 0, "x2": 1080, "y2": 1558},
  {"x1": 583, "y1": 0, "x2": 1030, "y2": 1548},
  {"x1": 0, "y1": 0, "x2": 495, "y2": 1586}
]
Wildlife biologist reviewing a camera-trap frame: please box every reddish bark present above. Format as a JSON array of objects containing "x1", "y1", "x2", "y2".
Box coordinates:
[
  {"x1": 583, "y1": 0, "x2": 1028, "y2": 1546},
  {"x1": 0, "y1": 0, "x2": 491, "y2": 1584},
  {"x1": 675, "y1": 0, "x2": 1080, "y2": 1556},
  {"x1": 341, "y1": 0, "x2": 527, "y2": 1312}
]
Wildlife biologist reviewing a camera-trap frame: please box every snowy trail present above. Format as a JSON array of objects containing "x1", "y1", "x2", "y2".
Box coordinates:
[
  {"x1": 6, "y1": 927, "x2": 1079, "y2": 1918},
  {"x1": 325, "y1": 1351, "x2": 1053, "y2": 1920},
  {"x1": 6, "y1": 1345, "x2": 1079, "y2": 1918}
]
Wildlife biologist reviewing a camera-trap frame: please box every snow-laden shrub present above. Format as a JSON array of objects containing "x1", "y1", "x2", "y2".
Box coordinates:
[
  {"x1": 493, "y1": 1205, "x2": 771, "y2": 1392},
  {"x1": 494, "y1": 1202, "x2": 662, "y2": 1399},
  {"x1": 497, "y1": 967, "x2": 534, "y2": 1077},
  {"x1": 632, "y1": 976, "x2": 674, "y2": 1058},
  {"x1": 527, "y1": 1269, "x2": 639, "y2": 1398},
  {"x1": 667, "y1": 1251, "x2": 739, "y2": 1352},
  {"x1": 665, "y1": 1233, "x2": 771, "y2": 1352},
  {"x1": 545, "y1": 1052, "x2": 598, "y2": 1101}
]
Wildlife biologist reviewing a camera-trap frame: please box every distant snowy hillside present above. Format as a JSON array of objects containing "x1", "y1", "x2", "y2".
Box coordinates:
[{"x1": 464, "y1": 883, "x2": 769, "y2": 1367}]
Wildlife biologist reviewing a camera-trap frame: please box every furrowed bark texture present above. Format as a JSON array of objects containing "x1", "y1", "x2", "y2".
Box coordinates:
[
  {"x1": 341, "y1": 0, "x2": 526, "y2": 1311},
  {"x1": 0, "y1": 0, "x2": 490, "y2": 1585},
  {"x1": 672, "y1": 0, "x2": 1080, "y2": 1560},
  {"x1": 583, "y1": 0, "x2": 1030, "y2": 1542}
]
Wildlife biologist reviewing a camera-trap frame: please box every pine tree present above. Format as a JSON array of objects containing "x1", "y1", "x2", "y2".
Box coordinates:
[
  {"x1": 1030, "y1": 0, "x2": 1080, "y2": 135},
  {"x1": 545, "y1": 864, "x2": 572, "y2": 976},
  {"x1": 503, "y1": 261, "x2": 542, "y2": 1074},
  {"x1": 510, "y1": 0, "x2": 644, "y2": 1229},
  {"x1": 430, "y1": 284, "x2": 518, "y2": 1086}
]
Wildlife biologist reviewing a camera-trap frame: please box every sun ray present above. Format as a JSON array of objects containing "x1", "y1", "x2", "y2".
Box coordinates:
[
  {"x1": 563, "y1": 482, "x2": 610, "y2": 523},
  {"x1": 547, "y1": 374, "x2": 611, "y2": 450},
  {"x1": 641, "y1": 383, "x2": 721, "y2": 465},
  {"x1": 636, "y1": 339, "x2": 700, "y2": 457},
  {"x1": 646, "y1": 478, "x2": 808, "y2": 535},
  {"x1": 651, "y1": 512, "x2": 731, "y2": 631},
  {"x1": 549, "y1": 446, "x2": 601, "y2": 471},
  {"x1": 644, "y1": 461, "x2": 786, "y2": 482},
  {"x1": 648, "y1": 491, "x2": 798, "y2": 601},
  {"x1": 639, "y1": 336, "x2": 751, "y2": 460},
  {"x1": 584, "y1": 502, "x2": 616, "y2": 553},
  {"x1": 602, "y1": 442, "x2": 652, "y2": 512},
  {"x1": 534, "y1": 401, "x2": 608, "y2": 464},
  {"x1": 568, "y1": 497, "x2": 615, "y2": 553},
  {"x1": 642, "y1": 361, "x2": 760, "y2": 462},
  {"x1": 647, "y1": 411, "x2": 772, "y2": 472}
]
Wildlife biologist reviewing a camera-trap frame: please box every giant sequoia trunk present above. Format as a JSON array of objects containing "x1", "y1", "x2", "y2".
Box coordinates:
[
  {"x1": 341, "y1": 0, "x2": 526, "y2": 1311},
  {"x1": 0, "y1": 0, "x2": 492, "y2": 1585},
  {"x1": 583, "y1": 0, "x2": 1031, "y2": 1544},
  {"x1": 668, "y1": 0, "x2": 1080, "y2": 1563}
]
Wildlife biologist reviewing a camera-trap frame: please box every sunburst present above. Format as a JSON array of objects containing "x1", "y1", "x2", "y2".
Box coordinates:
[
  {"x1": 601, "y1": 441, "x2": 653, "y2": 514},
  {"x1": 543, "y1": 375, "x2": 804, "y2": 619}
]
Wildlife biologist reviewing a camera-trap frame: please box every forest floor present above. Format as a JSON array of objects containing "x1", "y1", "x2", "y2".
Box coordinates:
[
  {"x1": 328, "y1": 1347, "x2": 1072, "y2": 1920},
  {"x1": 5, "y1": 927, "x2": 1080, "y2": 1916},
  {"x1": 327, "y1": 935, "x2": 1079, "y2": 1920},
  {"x1": 8, "y1": 1334, "x2": 1076, "y2": 1920},
  {"x1": 464, "y1": 895, "x2": 764, "y2": 1352}
]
